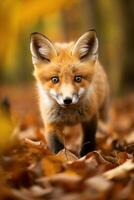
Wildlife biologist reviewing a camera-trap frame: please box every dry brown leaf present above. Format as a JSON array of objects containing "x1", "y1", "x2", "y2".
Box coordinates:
[
  {"x1": 116, "y1": 152, "x2": 129, "y2": 164},
  {"x1": 57, "y1": 193, "x2": 82, "y2": 200},
  {"x1": 41, "y1": 149, "x2": 78, "y2": 176},
  {"x1": 41, "y1": 151, "x2": 73, "y2": 176},
  {"x1": 57, "y1": 149, "x2": 78, "y2": 162},
  {"x1": 103, "y1": 159, "x2": 134, "y2": 180},
  {"x1": 42, "y1": 157, "x2": 63, "y2": 176},
  {"x1": 38, "y1": 172, "x2": 82, "y2": 191},
  {"x1": 24, "y1": 138, "x2": 52, "y2": 155},
  {"x1": 85, "y1": 175, "x2": 113, "y2": 192},
  {"x1": 85, "y1": 151, "x2": 113, "y2": 168},
  {"x1": 66, "y1": 158, "x2": 90, "y2": 177}
]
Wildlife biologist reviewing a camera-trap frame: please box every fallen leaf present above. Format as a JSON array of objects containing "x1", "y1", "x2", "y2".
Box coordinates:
[
  {"x1": 85, "y1": 175, "x2": 113, "y2": 192},
  {"x1": 57, "y1": 149, "x2": 78, "y2": 162},
  {"x1": 103, "y1": 159, "x2": 134, "y2": 180}
]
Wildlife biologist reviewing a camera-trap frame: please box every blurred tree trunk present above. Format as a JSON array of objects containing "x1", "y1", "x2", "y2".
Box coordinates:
[
  {"x1": 61, "y1": 2, "x2": 87, "y2": 41},
  {"x1": 84, "y1": 0, "x2": 125, "y2": 96},
  {"x1": 119, "y1": 0, "x2": 134, "y2": 93}
]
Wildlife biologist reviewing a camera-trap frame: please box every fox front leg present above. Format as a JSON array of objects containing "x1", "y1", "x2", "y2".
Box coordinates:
[
  {"x1": 80, "y1": 115, "x2": 97, "y2": 157},
  {"x1": 45, "y1": 123, "x2": 64, "y2": 153}
]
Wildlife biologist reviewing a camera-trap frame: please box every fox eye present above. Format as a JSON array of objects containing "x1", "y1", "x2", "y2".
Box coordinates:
[
  {"x1": 51, "y1": 76, "x2": 59, "y2": 84},
  {"x1": 74, "y1": 76, "x2": 82, "y2": 83}
]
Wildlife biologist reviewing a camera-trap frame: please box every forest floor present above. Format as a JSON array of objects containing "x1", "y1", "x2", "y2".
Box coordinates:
[{"x1": 0, "y1": 84, "x2": 134, "y2": 200}]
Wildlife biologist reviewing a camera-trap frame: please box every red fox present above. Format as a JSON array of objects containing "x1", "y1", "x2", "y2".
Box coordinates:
[{"x1": 30, "y1": 30, "x2": 109, "y2": 156}]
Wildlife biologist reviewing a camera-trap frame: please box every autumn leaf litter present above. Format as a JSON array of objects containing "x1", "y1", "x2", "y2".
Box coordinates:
[{"x1": 0, "y1": 95, "x2": 134, "y2": 200}]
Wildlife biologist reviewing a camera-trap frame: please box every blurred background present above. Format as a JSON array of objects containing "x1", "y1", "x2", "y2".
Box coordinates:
[{"x1": 0, "y1": 0, "x2": 134, "y2": 98}]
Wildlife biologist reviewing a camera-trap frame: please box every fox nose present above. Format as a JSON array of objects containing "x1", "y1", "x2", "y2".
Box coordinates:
[{"x1": 63, "y1": 97, "x2": 72, "y2": 105}]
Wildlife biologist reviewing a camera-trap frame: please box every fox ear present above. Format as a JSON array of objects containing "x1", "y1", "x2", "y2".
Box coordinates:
[
  {"x1": 72, "y1": 30, "x2": 98, "y2": 61},
  {"x1": 30, "y1": 32, "x2": 57, "y2": 64}
]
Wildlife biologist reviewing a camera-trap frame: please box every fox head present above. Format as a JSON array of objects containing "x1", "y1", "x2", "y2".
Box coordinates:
[{"x1": 30, "y1": 30, "x2": 98, "y2": 107}]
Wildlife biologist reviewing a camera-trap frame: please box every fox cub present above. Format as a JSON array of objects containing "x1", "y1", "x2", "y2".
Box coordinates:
[{"x1": 30, "y1": 30, "x2": 109, "y2": 156}]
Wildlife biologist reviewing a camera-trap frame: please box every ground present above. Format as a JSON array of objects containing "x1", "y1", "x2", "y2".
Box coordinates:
[{"x1": 0, "y1": 84, "x2": 134, "y2": 200}]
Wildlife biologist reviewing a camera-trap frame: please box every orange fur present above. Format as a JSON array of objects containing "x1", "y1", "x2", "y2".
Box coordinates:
[{"x1": 30, "y1": 31, "x2": 109, "y2": 154}]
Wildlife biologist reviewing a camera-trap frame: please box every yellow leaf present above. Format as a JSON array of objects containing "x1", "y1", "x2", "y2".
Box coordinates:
[
  {"x1": 42, "y1": 156, "x2": 63, "y2": 176},
  {"x1": 0, "y1": 110, "x2": 13, "y2": 151}
]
